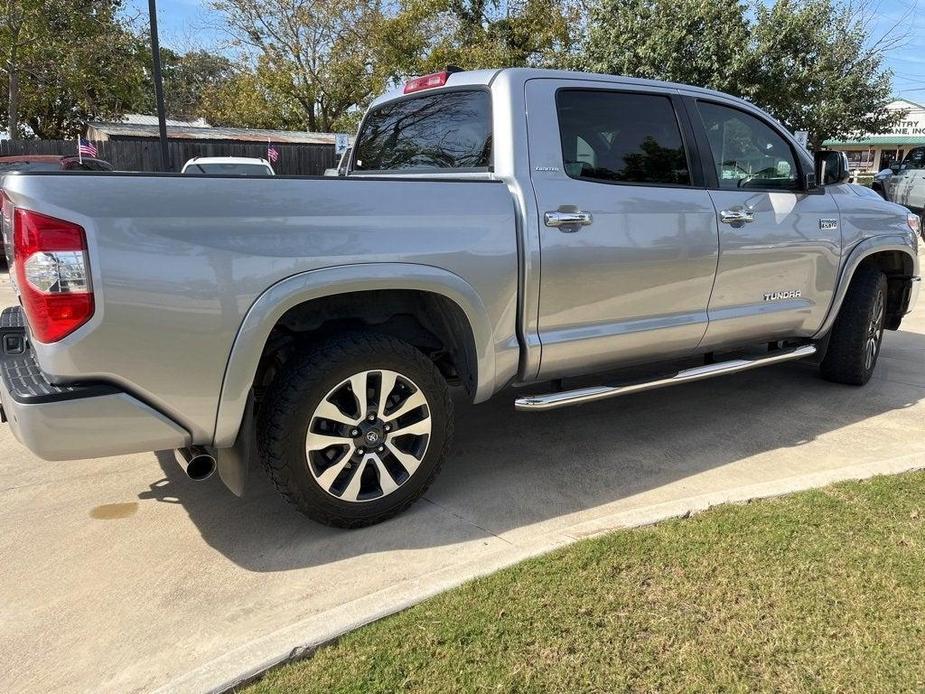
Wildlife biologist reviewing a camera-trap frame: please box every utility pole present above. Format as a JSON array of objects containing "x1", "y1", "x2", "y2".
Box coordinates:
[{"x1": 147, "y1": 0, "x2": 171, "y2": 171}]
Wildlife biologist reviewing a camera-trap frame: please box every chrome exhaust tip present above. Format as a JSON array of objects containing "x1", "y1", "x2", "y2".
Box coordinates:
[{"x1": 175, "y1": 446, "x2": 216, "y2": 481}]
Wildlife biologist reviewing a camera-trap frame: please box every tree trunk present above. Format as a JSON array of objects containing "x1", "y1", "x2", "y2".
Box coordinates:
[{"x1": 8, "y1": 64, "x2": 19, "y2": 139}]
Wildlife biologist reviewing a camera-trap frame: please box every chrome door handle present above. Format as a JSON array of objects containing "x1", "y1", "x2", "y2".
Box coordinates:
[
  {"x1": 719, "y1": 207, "x2": 754, "y2": 226},
  {"x1": 544, "y1": 210, "x2": 593, "y2": 230}
]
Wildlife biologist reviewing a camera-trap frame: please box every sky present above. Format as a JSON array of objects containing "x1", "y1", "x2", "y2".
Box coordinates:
[{"x1": 126, "y1": 0, "x2": 925, "y2": 104}]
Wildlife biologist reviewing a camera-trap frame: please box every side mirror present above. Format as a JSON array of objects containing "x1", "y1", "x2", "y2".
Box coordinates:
[
  {"x1": 814, "y1": 150, "x2": 850, "y2": 186},
  {"x1": 890, "y1": 162, "x2": 902, "y2": 174}
]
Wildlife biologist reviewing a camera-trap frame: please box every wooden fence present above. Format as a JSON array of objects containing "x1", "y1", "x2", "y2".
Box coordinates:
[{"x1": 0, "y1": 138, "x2": 337, "y2": 176}]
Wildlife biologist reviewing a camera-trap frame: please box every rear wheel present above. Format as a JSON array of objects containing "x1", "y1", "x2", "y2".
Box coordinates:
[
  {"x1": 257, "y1": 333, "x2": 453, "y2": 528},
  {"x1": 819, "y1": 265, "x2": 888, "y2": 385}
]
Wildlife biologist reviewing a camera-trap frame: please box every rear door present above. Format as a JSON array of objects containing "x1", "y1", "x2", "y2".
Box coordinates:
[
  {"x1": 525, "y1": 80, "x2": 718, "y2": 379},
  {"x1": 690, "y1": 99, "x2": 841, "y2": 348}
]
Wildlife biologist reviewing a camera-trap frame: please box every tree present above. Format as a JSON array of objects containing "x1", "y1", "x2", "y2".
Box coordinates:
[
  {"x1": 744, "y1": 0, "x2": 900, "y2": 147},
  {"x1": 199, "y1": 58, "x2": 309, "y2": 130},
  {"x1": 137, "y1": 48, "x2": 235, "y2": 120},
  {"x1": 577, "y1": 0, "x2": 750, "y2": 94},
  {"x1": 207, "y1": 0, "x2": 577, "y2": 133},
  {"x1": 209, "y1": 0, "x2": 385, "y2": 133},
  {"x1": 376, "y1": 0, "x2": 577, "y2": 78},
  {"x1": 0, "y1": 0, "x2": 144, "y2": 139},
  {"x1": 577, "y1": 0, "x2": 902, "y2": 147}
]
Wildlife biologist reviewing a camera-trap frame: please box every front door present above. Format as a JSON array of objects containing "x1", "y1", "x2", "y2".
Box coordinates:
[
  {"x1": 691, "y1": 100, "x2": 842, "y2": 349},
  {"x1": 895, "y1": 147, "x2": 925, "y2": 210},
  {"x1": 525, "y1": 81, "x2": 719, "y2": 379}
]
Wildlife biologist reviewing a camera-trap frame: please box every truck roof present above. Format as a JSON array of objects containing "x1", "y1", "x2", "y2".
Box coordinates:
[{"x1": 370, "y1": 67, "x2": 752, "y2": 110}]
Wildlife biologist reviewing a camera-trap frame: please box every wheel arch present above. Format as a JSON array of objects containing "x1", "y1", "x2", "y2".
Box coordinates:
[
  {"x1": 212, "y1": 263, "x2": 496, "y2": 447},
  {"x1": 815, "y1": 235, "x2": 919, "y2": 339}
]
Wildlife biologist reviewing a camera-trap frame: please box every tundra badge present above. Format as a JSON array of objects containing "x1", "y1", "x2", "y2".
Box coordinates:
[{"x1": 764, "y1": 290, "x2": 802, "y2": 302}]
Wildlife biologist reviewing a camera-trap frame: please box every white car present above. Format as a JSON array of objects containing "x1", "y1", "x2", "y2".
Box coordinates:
[{"x1": 180, "y1": 156, "x2": 275, "y2": 176}]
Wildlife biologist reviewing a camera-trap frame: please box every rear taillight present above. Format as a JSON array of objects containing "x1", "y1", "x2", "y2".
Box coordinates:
[
  {"x1": 403, "y1": 71, "x2": 449, "y2": 94},
  {"x1": 0, "y1": 191, "x2": 12, "y2": 265},
  {"x1": 12, "y1": 207, "x2": 93, "y2": 342}
]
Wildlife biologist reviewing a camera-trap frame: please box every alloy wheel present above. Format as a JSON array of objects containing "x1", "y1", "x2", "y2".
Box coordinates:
[
  {"x1": 305, "y1": 369, "x2": 431, "y2": 502},
  {"x1": 865, "y1": 288, "x2": 885, "y2": 371}
]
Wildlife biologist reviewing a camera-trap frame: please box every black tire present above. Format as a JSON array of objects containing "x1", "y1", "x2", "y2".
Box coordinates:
[
  {"x1": 257, "y1": 333, "x2": 453, "y2": 528},
  {"x1": 819, "y1": 265, "x2": 888, "y2": 386}
]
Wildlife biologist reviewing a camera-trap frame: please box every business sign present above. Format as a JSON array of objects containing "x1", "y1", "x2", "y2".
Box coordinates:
[{"x1": 335, "y1": 133, "x2": 350, "y2": 155}]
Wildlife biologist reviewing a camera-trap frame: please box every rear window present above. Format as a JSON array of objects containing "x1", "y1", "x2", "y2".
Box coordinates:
[
  {"x1": 353, "y1": 90, "x2": 492, "y2": 172},
  {"x1": 184, "y1": 163, "x2": 273, "y2": 176}
]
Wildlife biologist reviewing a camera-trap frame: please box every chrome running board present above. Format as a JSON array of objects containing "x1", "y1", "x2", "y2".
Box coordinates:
[{"x1": 515, "y1": 344, "x2": 817, "y2": 412}]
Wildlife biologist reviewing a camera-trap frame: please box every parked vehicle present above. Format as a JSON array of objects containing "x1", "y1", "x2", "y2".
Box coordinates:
[
  {"x1": 885, "y1": 147, "x2": 925, "y2": 225},
  {"x1": 872, "y1": 168, "x2": 893, "y2": 198},
  {"x1": 0, "y1": 155, "x2": 113, "y2": 172},
  {"x1": 0, "y1": 68, "x2": 920, "y2": 528},
  {"x1": 181, "y1": 156, "x2": 275, "y2": 176},
  {"x1": 324, "y1": 148, "x2": 352, "y2": 177}
]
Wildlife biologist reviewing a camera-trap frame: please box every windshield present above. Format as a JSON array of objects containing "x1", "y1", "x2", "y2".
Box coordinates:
[
  {"x1": 353, "y1": 90, "x2": 492, "y2": 172},
  {"x1": 184, "y1": 163, "x2": 273, "y2": 175}
]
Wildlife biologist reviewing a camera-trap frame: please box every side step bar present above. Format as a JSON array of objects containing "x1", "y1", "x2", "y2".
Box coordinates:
[{"x1": 515, "y1": 344, "x2": 817, "y2": 412}]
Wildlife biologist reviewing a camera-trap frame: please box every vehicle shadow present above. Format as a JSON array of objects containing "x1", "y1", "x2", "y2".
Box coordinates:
[{"x1": 139, "y1": 328, "x2": 925, "y2": 572}]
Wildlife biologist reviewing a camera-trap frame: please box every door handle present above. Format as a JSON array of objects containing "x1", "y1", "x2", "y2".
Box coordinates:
[
  {"x1": 544, "y1": 210, "x2": 593, "y2": 230},
  {"x1": 719, "y1": 207, "x2": 754, "y2": 226}
]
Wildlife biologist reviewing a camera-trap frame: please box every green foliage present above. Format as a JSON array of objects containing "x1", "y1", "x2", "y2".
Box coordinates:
[
  {"x1": 577, "y1": 0, "x2": 901, "y2": 147},
  {"x1": 136, "y1": 48, "x2": 236, "y2": 121},
  {"x1": 209, "y1": 0, "x2": 386, "y2": 133},
  {"x1": 376, "y1": 0, "x2": 578, "y2": 79},
  {"x1": 744, "y1": 0, "x2": 900, "y2": 147},
  {"x1": 0, "y1": 0, "x2": 903, "y2": 144},
  {"x1": 198, "y1": 58, "x2": 314, "y2": 130},
  {"x1": 579, "y1": 0, "x2": 750, "y2": 93},
  {"x1": 0, "y1": 0, "x2": 144, "y2": 139}
]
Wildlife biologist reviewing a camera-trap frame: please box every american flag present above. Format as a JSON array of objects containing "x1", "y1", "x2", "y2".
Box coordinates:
[
  {"x1": 78, "y1": 137, "x2": 98, "y2": 157},
  {"x1": 267, "y1": 142, "x2": 279, "y2": 163}
]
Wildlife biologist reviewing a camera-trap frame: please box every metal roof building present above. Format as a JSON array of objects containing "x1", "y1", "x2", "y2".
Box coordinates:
[{"x1": 87, "y1": 115, "x2": 338, "y2": 146}]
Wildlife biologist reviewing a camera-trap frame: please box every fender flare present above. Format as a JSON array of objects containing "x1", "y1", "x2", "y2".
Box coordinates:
[
  {"x1": 813, "y1": 233, "x2": 919, "y2": 340},
  {"x1": 212, "y1": 263, "x2": 496, "y2": 447}
]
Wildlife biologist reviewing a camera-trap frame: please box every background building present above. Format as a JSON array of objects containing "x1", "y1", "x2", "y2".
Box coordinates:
[{"x1": 822, "y1": 98, "x2": 925, "y2": 174}]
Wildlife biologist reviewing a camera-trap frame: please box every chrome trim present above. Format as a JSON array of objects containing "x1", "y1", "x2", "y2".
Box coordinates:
[
  {"x1": 719, "y1": 207, "x2": 755, "y2": 226},
  {"x1": 514, "y1": 344, "x2": 817, "y2": 412},
  {"x1": 544, "y1": 210, "x2": 593, "y2": 228}
]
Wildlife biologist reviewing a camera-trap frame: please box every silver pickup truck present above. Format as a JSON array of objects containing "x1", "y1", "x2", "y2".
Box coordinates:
[{"x1": 0, "y1": 68, "x2": 921, "y2": 528}]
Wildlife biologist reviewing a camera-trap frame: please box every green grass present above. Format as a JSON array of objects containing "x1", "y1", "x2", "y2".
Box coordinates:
[{"x1": 247, "y1": 472, "x2": 925, "y2": 693}]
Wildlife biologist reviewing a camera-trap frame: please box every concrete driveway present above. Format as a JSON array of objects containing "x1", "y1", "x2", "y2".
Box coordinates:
[{"x1": 2, "y1": 272, "x2": 925, "y2": 693}]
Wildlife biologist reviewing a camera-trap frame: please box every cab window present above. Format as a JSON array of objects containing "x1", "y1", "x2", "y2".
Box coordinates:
[
  {"x1": 556, "y1": 90, "x2": 691, "y2": 186},
  {"x1": 697, "y1": 102, "x2": 799, "y2": 191}
]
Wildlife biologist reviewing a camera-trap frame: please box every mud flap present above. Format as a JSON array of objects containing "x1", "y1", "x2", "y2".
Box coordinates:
[{"x1": 213, "y1": 390, "x2": 256, "y2": 497}]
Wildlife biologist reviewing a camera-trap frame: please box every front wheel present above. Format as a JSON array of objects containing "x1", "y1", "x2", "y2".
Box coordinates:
[
  {"x1": 819, "y1": 265, "x2": 888, "y2": 385},
  {"x1": 257, "y1": 333, "x2": 454, "y2": 528}
]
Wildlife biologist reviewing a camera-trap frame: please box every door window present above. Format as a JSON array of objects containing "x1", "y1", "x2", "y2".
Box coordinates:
[
  {"x1": 697, "y1": 102, "x2": 799, "y2": 190},
  {"x1": 556, "y1": 90, "x2": 691, "y2": 186},
  {"x1": 902, "y1": 148, "x2": 925, "y2": 170}
]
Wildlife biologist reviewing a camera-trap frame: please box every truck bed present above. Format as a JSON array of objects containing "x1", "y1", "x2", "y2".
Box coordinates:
[{"x1": 0, "y1": 172, "x2": 520, "y2": 444}]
